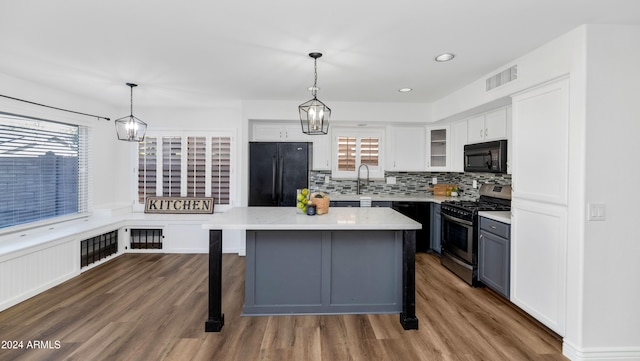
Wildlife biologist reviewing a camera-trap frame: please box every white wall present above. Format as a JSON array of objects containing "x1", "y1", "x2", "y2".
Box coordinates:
[
  {"x1": 242, "y1": 99, "x2": 432, "y2": 124},
  {"x1": 431, "y1": 29, "x2": 584, "y2": 122},
  {"x1": 582, "y1": 25, "x2": 640, "y2": 350}
]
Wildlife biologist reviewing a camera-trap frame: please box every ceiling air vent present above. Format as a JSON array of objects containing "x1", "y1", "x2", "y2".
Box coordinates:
[{"x1": 486, "y1": 65, "x2": 517, "y2": 91}]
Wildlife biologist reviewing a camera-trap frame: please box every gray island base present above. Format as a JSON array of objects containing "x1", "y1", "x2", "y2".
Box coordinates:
[{"x1": 202, "y1": 207, "x2": 421, "y2": 332}]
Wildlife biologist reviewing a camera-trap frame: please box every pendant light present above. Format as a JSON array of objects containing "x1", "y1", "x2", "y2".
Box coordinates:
[
  {"x1": 299, "y1": 52, "x2": 331, "y2": 135},
  {"x1": 115, "y1": 83, "x2": 147, "y2": 142}
]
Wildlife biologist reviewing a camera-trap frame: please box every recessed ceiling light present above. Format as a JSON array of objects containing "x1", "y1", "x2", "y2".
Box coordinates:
[
  {"x1": 398, "y1": 88, "x2": 412, "y2": 93},
  {"x1": 435, "y1": 53, "x2": 455, "y2": 62}
]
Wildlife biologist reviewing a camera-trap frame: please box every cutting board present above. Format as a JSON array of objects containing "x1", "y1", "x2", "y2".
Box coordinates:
[{"x1": 427, "y1": 183, "x2": 457, "y2": 196}]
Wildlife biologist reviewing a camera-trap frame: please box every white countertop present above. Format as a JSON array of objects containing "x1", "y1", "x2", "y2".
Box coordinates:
[
  {"x1": 201, "y1": 206, "x2": 422, "y2": 230},
  {"x1": 478, "y1": 211, "x2": 512, "y2": 224}
]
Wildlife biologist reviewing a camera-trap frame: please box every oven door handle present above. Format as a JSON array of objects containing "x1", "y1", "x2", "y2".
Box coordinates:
[{"x1": 442, "y1": 213, "x2": 473, "y2": 226}]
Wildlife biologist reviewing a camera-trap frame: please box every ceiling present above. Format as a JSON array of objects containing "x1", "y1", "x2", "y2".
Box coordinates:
[{"x1": 2, "y1": 0, "x2": 640, "y2": 109}]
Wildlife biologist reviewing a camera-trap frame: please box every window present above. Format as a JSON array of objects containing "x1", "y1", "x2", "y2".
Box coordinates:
[
  {"x1": 0, "y1": 112, "x2": 89, "y2": 229},
  {"x1": 332, "y1": 128, "x2": 384, "y2": 179},
  {"x1": 136, "y1": 133, "x2": 233, "y2": 210}
]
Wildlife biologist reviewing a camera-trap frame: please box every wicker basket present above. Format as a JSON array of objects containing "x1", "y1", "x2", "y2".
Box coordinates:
[{"x1": 310, "y1": 192, "x2": 330, "y2": 215}]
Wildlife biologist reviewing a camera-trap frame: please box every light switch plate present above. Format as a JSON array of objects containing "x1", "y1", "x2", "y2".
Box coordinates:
[
  {"x1": 386, "y1": 176, "x2": 396, "y2": 185},
  {"x1": 588, "y1": 203, "x2": 606, "y2": 221}
]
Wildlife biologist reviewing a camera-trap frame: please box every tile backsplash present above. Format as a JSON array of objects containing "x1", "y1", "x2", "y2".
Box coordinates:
[{"x1": 309, "y1": 170, "x2": 511, "y2": 199}]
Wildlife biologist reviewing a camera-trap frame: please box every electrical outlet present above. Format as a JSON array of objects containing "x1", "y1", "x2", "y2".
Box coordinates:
[
  {"x1": 386, "y1": 176, "x2": 396, "y2": 185},
  {"x1": 432, "y1": 177, "x2": 438, "y2": 185},
  {"x1": 324, "y1": 176, "x2": 330, "y2": 184},
  {"x1": 472, "y1": 180, "x2": 478, "y2": 189}
]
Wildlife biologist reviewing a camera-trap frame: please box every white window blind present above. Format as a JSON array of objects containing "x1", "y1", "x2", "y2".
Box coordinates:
[{"x1": 0, "y1": 113, "x2": 89, "y2": 229}]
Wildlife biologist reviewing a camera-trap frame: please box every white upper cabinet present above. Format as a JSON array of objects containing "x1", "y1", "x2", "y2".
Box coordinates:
[
  {"x1": 253, "y1": 122, "x2": 309, "y2": 141},
  {"x1": 467, "y1": 107, "x2": 509, "y2": 143},
  {"x1": 311, "y1": 134, "x2": 331, "y2": 170},
  {"x1": 386, "y1": 125, "x2": 426, "y2": 171},
  {"x1": 450, "y1": 121, "x2": 468, "y2": 172},
  {"x1": 511, "y1": 80, "x2": 568, "y2": 205},
  {"x1": 426, "y1": 125, "x2": 450, "y2": 171}
]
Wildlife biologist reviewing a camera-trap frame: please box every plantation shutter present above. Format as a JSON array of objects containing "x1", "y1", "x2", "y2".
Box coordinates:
[
  {"x1": 162, "y1": 136, "x2": 182, "y2": 196},
  {"x1": 187, "y1": 136, "x2": 206, "y2": 197},
  {"x1": 137, "y1": 137, "x2": 158, "y2": 203},
  {"x1": 337, "y1": 136, "x2": 356, "y2": 171},
  {"x1": 211, "y1": 136, "x2": 231, "y2": 205},
  {"x1": 360, "y1": 137, "x2": 379, "y2": 166}
]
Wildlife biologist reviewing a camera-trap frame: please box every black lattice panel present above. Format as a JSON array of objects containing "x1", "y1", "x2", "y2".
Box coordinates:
[
  {"x1": 130, "y1": 228, "x2": 163, "y2": 249},
  {"x1": 81, "y1": 230, "x2": 118, "y2": 268}
]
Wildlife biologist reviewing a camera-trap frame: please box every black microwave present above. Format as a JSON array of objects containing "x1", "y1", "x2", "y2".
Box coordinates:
[{"x1": 464, "y1": 140, "x2": 507, "y2": 173}]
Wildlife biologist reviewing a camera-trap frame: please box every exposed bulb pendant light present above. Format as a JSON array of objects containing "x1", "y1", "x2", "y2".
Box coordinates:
[
  {"x1": 299, "y1": 52, "x2": 331, "y2": 135},
  {"x1": 115, "y1": 83, "x2": 147, "y2": 142}
]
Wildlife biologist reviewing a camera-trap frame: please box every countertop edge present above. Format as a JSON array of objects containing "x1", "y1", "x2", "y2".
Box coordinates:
[{"x1": 478, "y1": 211, "x2": 511, "y2": 224}]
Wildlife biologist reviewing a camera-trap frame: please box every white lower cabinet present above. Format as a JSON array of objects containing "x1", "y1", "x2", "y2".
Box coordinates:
[
  {"x1": 510, "y1": 200, "x2": 567, "y2": 335},
  {"x1": 165, "y1": 224, "x2": 209, "y2": 253}
]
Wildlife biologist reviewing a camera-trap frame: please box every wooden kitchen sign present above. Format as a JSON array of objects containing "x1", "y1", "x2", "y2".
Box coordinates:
[{"x1": 144, "y1": 196, "x2": 214, "y2": 214}]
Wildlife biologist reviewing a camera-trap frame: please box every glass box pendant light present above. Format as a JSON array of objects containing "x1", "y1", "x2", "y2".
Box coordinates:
[
  {"x1": 299, "y1": 52, "x2": 331, "y2": 135},
  {"x1": 115, "y1": 83, "x2": 147, "y2": 142}
]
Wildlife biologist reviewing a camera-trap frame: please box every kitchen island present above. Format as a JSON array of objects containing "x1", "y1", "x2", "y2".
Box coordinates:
[{"x1": 201, "y1": 206, "x2": 421, "y2": 332}]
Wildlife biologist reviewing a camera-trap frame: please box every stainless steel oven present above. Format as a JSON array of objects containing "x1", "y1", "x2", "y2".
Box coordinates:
[
  {"x1": 440, "y1": 184, "x2": 512, "y2": 286},
  {"x1": 441, "y1": 213, "x2": 474, "y2": 264}
]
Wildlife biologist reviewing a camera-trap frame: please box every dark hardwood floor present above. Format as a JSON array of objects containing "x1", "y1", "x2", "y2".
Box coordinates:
[{"x1": 0, "y1": 252, "x2": 567, "y2": 361}]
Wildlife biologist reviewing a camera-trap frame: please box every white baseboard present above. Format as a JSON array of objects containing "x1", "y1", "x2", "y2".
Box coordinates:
[{"x1": 564, "y1": 340, "x2": 640, "y2": 360}]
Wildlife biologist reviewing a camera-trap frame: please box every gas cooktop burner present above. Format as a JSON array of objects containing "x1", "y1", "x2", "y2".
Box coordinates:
[{"x1": 441, "y1": 184, "x2": 512, "y2": 219}]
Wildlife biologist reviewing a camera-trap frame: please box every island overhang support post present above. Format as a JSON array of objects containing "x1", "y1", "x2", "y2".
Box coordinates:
[
  {"x1": 205, "y1": 229, "x2": 224, "y2": 332},
  {"x1": 400, "y1": 229, "x2": 419, "y2": 330}
]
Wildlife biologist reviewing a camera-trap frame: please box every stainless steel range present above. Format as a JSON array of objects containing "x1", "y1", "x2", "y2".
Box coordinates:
[{"x1": 440, "y1": 183, "x2": 512, "y2": 286}]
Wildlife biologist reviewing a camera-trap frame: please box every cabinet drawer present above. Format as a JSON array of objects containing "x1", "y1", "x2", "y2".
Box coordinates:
[{"x1": 479, "y1": 217, "x2": 510, "y2": 239}]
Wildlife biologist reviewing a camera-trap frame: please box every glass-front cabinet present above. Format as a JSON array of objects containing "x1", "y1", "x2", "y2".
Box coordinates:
[{"x1": 426, "y1": 125, "x2": 450, "y2": 170}]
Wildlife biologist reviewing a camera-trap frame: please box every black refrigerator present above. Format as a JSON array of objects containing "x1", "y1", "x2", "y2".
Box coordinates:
[{"x1": 249, "y1": 142, "x2": 311, "y2": 206}]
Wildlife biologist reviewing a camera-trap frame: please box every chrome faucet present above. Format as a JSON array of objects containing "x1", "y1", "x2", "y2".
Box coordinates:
[{"x1": 357, "y1": 164, "x2": 370, "y2": 195}]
